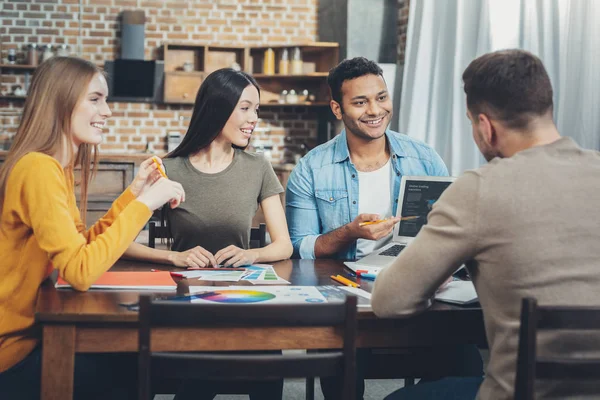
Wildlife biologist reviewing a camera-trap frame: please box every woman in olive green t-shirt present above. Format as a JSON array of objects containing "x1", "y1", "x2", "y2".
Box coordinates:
[{"x1": 124, "y1": 68, "x2": 292, "y2": 269}]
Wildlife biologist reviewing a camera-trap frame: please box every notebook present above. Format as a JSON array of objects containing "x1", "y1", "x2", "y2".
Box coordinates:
[
  {"x1": 434, "y1": 280, "x2": 478, "y2": 305},
  {"x1": 55, "y1": 271, "x2": 177, "y2": 290},
  {"x1": 352, "y1": 175, "x2": 455, "y2": 269}
]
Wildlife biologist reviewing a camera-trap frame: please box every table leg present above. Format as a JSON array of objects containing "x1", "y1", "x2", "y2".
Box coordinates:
[
  {"x1": 305, "y1": 377, "x2": 315, "y2": 400},
  {"x1": 41, "y1": 325, "x2": 75, "y2": 400}
]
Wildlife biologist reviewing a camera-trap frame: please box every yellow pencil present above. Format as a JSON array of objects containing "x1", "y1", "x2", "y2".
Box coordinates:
[
  {"x1": 330, "y1": 274, "x2": 360, "y2": 288},
  {"x1": 152, "y1": 157, "x2": 168, "y2": 179},
  {"x1": 359, "y1": 219, "x2": 388, "y2": 227}
]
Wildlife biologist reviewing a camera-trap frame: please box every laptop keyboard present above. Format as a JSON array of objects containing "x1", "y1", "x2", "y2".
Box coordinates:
[{"x1": 378, "y1": 244, "x2": 406, "y2": 257}]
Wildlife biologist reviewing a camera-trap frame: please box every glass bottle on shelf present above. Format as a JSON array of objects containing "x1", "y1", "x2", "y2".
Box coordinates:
[
  {"x1": 278, "y1": 48, "x2": 289, "y2": 75},
  {"x1": 291, "y1": 47, "x2": 303, "y2": 75},
  {"x1": 26, "y1": 44, "x2": 39, "y2": 66},
  {"x1": 263, "y1": 48, "x2": 275, "y2": 75}
]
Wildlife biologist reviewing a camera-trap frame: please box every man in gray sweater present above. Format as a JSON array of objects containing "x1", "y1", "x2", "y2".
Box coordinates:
[{"x1": 372, "y1": 49, "x2": 600, "y2": 400}]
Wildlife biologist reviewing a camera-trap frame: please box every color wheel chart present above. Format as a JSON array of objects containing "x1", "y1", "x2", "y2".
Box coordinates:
[
  {"x1": 183, "y1": 286, "x2": 327, "y2": 304},
  {"x1": 194, "y1": 289, "x2": 275, "y2": 303}
]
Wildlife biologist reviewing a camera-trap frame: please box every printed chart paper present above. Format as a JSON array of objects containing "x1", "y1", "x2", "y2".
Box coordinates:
[{"x1": 183, "y1": 286, "x2": 326, "y2": 304}]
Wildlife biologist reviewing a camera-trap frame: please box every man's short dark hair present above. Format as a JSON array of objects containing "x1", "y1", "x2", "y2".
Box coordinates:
[
  {"x1": 462, "y1": 49, "x2": 554, "y2": 130},
  {"x1": 327, "y1": 57, "x2": 383, "y2": 105}
]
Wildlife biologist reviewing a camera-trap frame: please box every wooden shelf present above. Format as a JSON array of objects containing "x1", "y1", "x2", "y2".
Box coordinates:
[
  {"x1": 0, "y1": 64, "x2": 36, "y2": 71},
  {"x1": 0, "y1": 95, "x2": 26, "y2": 101},
  {"x1": 250, "y1": 42, "x2": 339, "y2": 51},
  {"x1": 160, "y1": 42, "x2": 339, "y2": 109},
  {"x1": 163, "y1": 70, "x2": 205, "y2": 77},
  {"x1": 253, "y1": 73, "x2": 329, "y2": 79}
]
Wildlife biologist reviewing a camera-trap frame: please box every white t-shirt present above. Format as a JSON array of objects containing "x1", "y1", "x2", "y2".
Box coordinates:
[{"x1": 355, "y1": 158, "x2": 393, "y2": 259}]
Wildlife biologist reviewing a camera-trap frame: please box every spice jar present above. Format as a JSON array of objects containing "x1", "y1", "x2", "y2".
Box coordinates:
[{"x1": 286, "y1": 89, "x2": 299, "y2": 104}]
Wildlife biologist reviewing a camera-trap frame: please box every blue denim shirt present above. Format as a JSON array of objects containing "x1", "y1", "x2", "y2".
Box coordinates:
[{"x1": 285, "y1": 129, "x2": 449, "y2": 260}]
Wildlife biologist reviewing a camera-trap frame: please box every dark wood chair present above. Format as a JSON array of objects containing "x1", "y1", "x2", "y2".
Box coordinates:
[
  {"x1": 148, "y1": 221, "x2": 267, "y2": 249},
  {"x1": 138, "y1": 294, "x2": 358, "y2": 400},
  {"x1": 515, "y1": 297, "x2": 600, "y2": 400}
]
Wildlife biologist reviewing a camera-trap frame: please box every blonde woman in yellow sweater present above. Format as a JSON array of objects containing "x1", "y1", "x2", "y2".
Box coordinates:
[{"x1": 0, "y1": 57, "x2": 185, "y2": 399}]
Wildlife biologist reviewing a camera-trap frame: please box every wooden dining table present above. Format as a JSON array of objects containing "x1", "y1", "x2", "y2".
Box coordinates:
[{"x1": 35, "y1": 258, "x2": 486, "y2": 400}]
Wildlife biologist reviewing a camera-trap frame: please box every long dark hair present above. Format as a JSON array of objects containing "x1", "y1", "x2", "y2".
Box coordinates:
[{"x1": 167, "y1": 68, "x2": 260, "y2": 158}]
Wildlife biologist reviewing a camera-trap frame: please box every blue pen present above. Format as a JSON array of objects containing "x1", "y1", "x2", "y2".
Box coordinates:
[{"x1": 359, "y1": 273, "x2": 377, "y2": 280}]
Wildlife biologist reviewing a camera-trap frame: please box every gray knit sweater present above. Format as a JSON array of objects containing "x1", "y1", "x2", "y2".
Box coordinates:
[{"x1": 372, "y1": 137, "x2": 600, "y2": 399}]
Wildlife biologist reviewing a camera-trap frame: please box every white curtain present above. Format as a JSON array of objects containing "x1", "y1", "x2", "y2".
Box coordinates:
[{"x1": 398, "y1": 0, "x2": 600, "y2": 175}]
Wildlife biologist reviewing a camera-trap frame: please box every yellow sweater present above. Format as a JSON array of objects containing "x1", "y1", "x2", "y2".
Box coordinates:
[{"x1": 0, "y1": 152, "x2": 152, "y2": 372}]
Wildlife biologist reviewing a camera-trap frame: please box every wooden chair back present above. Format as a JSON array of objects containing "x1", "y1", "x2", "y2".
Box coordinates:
[
  {"x1": 515, "y1": 297, "x2": 600, "y2": 400},
  {"x1": 148, "y1": 221, "x2": 267, "y2": 249},
  {"x1": 138, "y1": 294, "x2": 357, "y2": 400}
]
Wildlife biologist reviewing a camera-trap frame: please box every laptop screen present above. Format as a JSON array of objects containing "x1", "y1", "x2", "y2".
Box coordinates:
[{"x1": 397, "y1": 178, "x2": 453, "y2": 238}]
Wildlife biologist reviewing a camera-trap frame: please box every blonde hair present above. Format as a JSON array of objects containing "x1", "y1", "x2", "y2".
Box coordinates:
[{"x1": 0, "y1": 57, "x2": 102, "y2": 223}]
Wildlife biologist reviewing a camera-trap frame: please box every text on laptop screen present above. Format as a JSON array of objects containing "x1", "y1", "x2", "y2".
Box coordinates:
[{"x1": 398, "y1": 180, "x2": 453, "y2": 237}]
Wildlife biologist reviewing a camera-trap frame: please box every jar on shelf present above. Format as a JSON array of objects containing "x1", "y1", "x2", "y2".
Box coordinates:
[
  {"x1": 286, "y1": 89, "x2": 299, "y2": 104},
  {"x1": 41, "y1": 45, "x2": 54, "y2": 63},
  {"x1": 26, "y1": 44, "x2": 39, "y2": 66},
  {"x1": 279, "y1": 90, "x2": 288, "y2": 104},
  {"x1": 56, "y1": 44, "x2": 70, "y2": 57},
  {"x1": 7, "y1": 49, "x2": 17, "y2": 64}
]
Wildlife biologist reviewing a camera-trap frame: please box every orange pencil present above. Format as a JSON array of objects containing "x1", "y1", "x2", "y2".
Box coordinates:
[
  {"x1": 152, "y1": 157, "x2": 168, "y2": 179},
  {"x1": 330, "y1": 274, "x2": 360, "y2": 288}
]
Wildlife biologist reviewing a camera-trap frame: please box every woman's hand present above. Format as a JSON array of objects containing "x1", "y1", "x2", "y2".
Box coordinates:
[
  {"x1": 215, "y1": 246, "x2": 259, "y2": 267},
  {"x1": 168, "y1": 246, "x2": 217, "y2": 268},
  {"x1": 137, "y1": 178, "x2": 185, "y2": 211},
  {"x1": 129, "y1": 157, "x2": 163, "y2": 198}
]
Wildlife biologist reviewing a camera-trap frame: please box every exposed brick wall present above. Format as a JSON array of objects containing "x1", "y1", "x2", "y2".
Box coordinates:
[
  {"x1": 397, "y1": 0, "x2": 410, "y2": 66},
  {"x1": 0, "y1": 0, "x2": 319, "y2": 161}
]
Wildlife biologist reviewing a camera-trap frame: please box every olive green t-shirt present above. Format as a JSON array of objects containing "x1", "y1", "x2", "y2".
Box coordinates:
[{"x1": 162, "y1": 150, "x2": 283, "y2": 254}]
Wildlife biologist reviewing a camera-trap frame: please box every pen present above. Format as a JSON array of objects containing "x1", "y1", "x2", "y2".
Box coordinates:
[
  {"x1": 358, "y1": 272, "x2": 377, "y2": 280},
  {"x1": 330, "y1": 274, "x2": 360, "y2": 288},
  {"x1": 152, "y1": 157, "x2": 168, "y2": 179}
]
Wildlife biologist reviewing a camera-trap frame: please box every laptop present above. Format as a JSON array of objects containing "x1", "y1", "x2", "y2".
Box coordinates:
[{"x1": 353, "y1": 175, "x2": 456, "y2": 268}]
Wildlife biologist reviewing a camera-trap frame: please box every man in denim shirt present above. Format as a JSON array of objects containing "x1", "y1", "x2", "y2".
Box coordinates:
[
  {"x1": 286, "y1": 58, "x2": 482, "y2": 400},
  {"x1": 286, "y1": 57, "x2": 448, "y2": 260}
]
